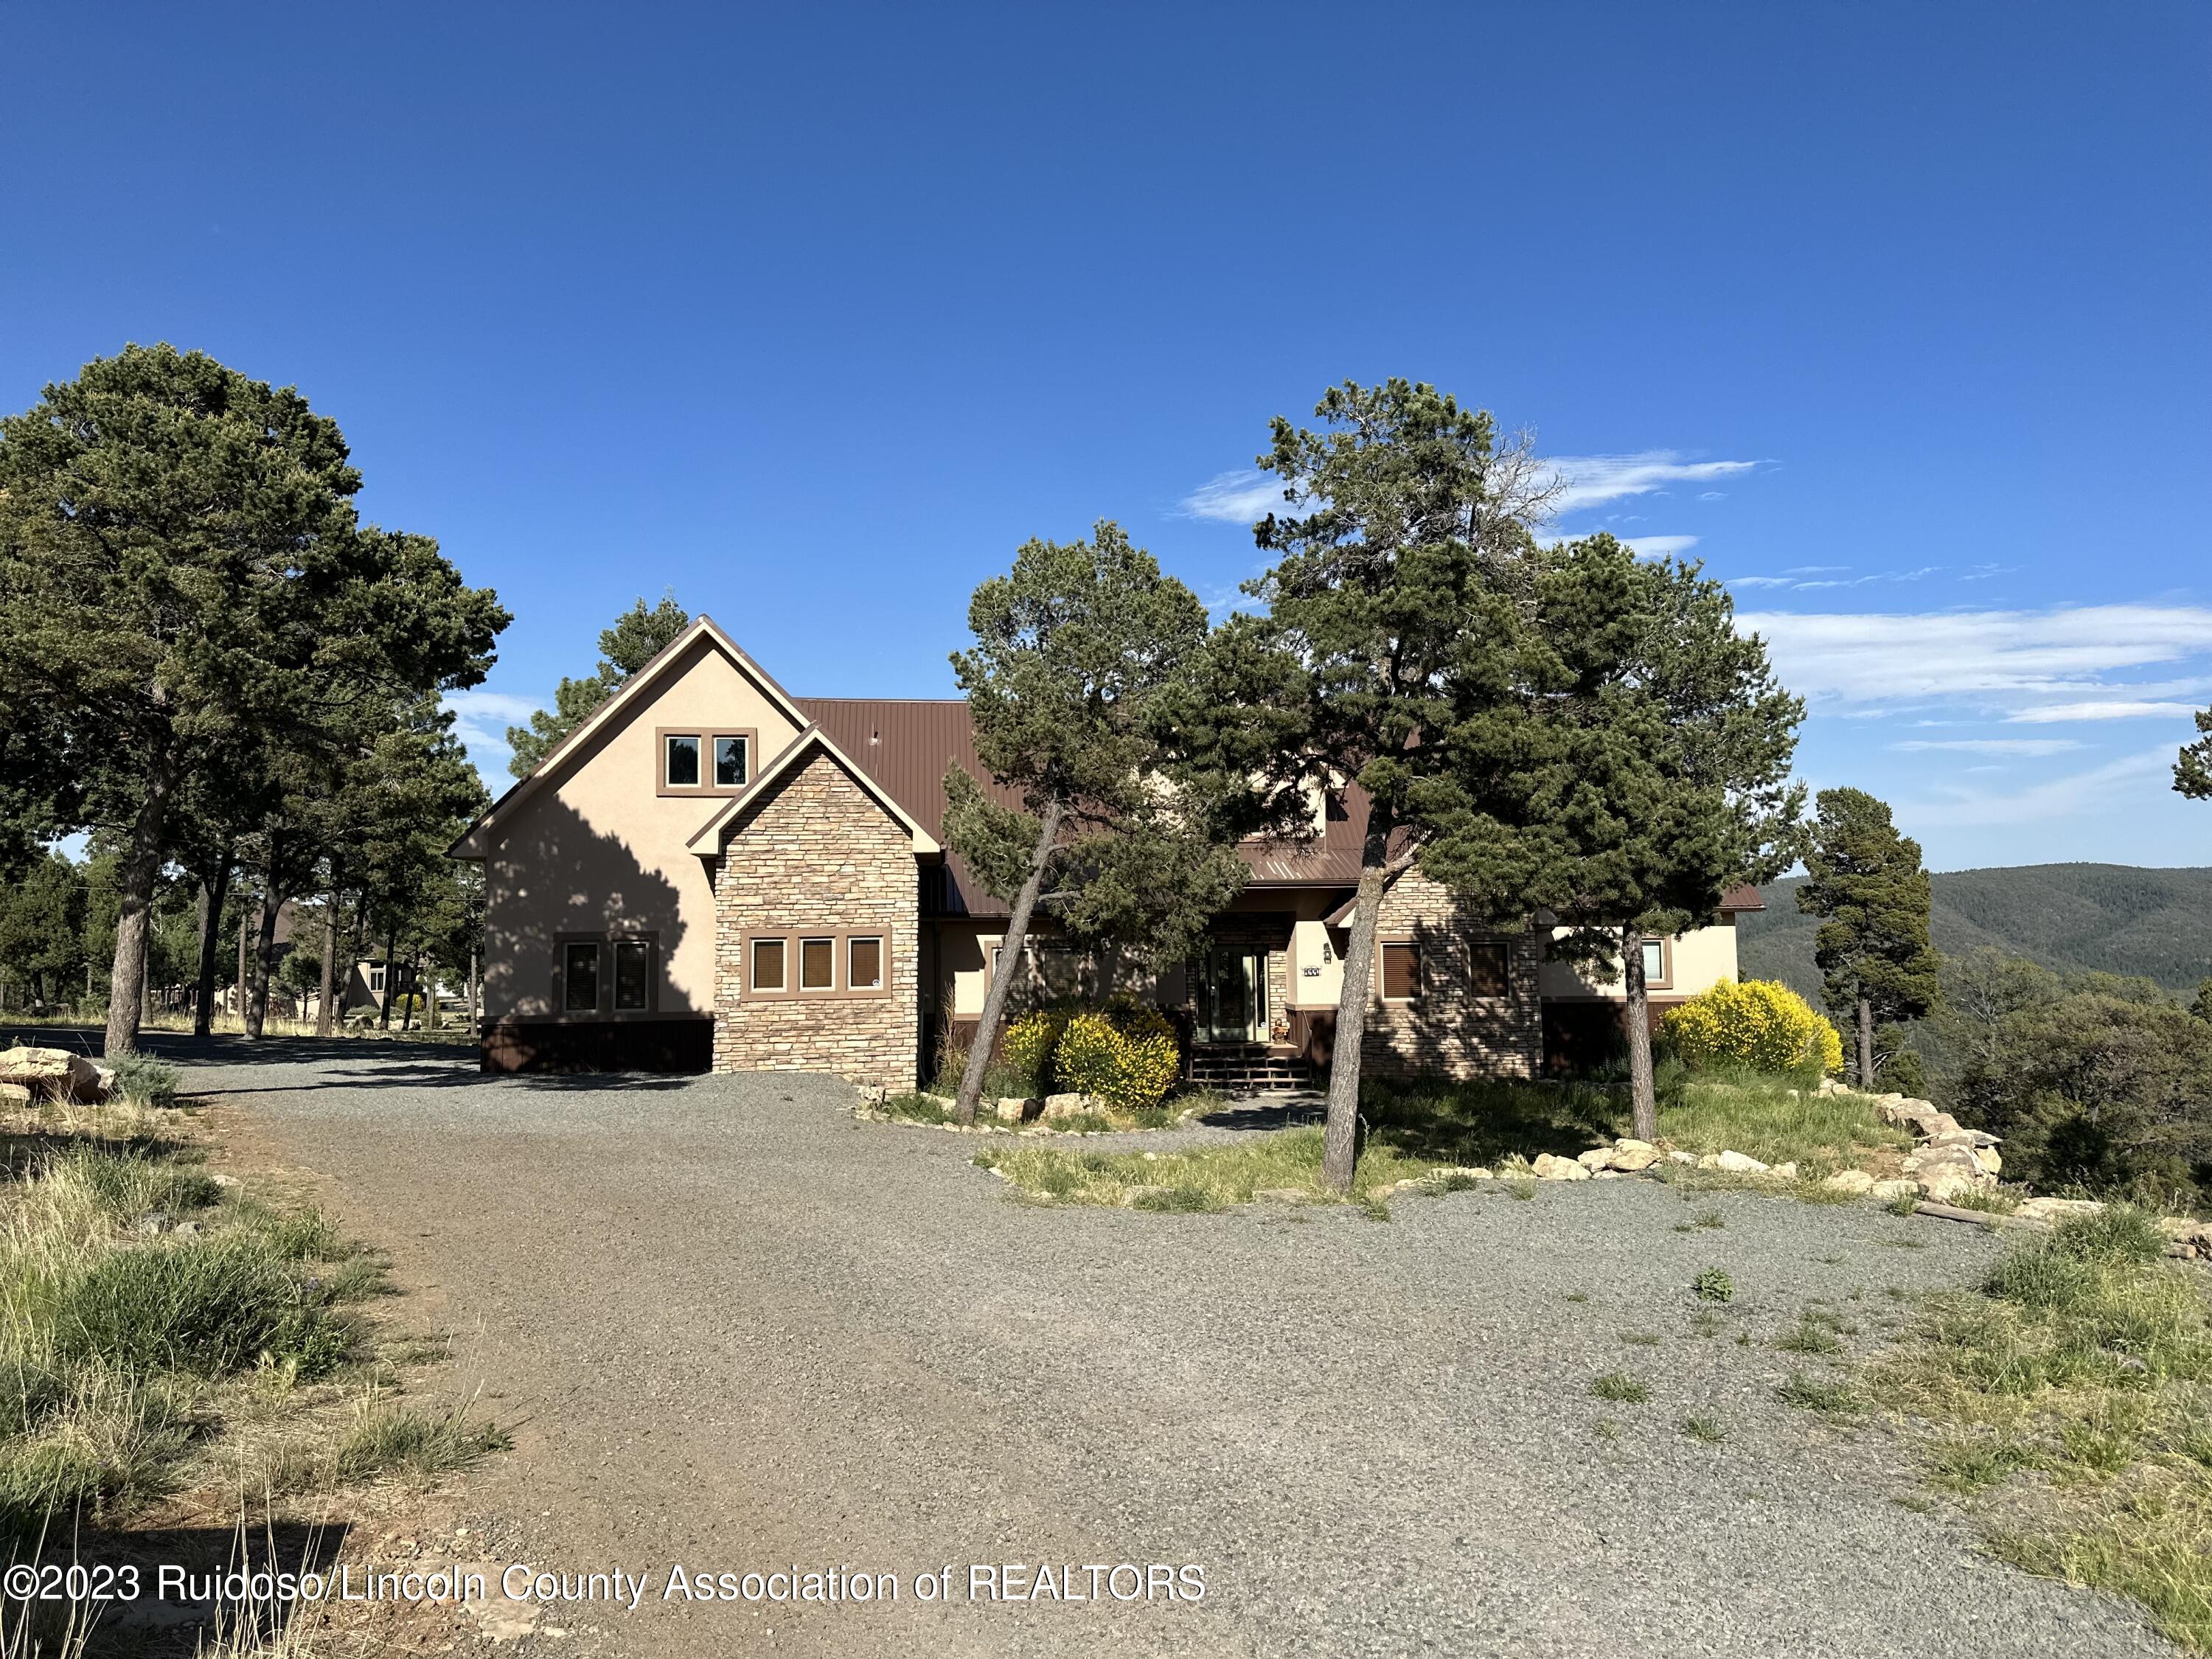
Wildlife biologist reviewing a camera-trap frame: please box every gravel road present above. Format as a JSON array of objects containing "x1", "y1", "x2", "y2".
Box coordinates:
[{"x1": 99, "y1": 1037, "x2": 2179, "y2": 1658}]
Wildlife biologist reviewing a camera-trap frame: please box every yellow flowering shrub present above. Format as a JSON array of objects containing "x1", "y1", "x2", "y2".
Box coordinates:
[
  {"x1": 1001, "y1": 1009, "x2": 1068, "y2": 1088},
  {"x1": 1659, "y1": 978, "x2": 1844, "y2": 1077},
  {"x1": 1053, "y1": 999, "x2": 1181, "y2": 1113}
]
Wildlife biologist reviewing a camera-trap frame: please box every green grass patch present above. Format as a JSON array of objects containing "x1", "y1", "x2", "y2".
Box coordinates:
[
  {"x1": 973, "y1": 1126, "x2": 1451, "y2": 1211},
  {"x1": 1777, "y1": 1372, "x2": 1860, "y2": 1413},
  {"x1": 1590, "y1": 1372, "x2": 1650, "y2": 1404},
  {"x1": 1694, "y1": 1268, "x2": 1735, "y2": 1304},
  {"x1": 330, "y1": 1393, "x2": 510, "y2": 1486},
  {"x1": 1682, "y1": 1416, "x2": 1728, "y2": 1444}
]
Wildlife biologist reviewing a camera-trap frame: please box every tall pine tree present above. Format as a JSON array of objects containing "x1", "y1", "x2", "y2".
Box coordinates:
[
  {"x1": 1795, "y1": 787, "x2": 1939, "y2": 1086},
  {"x1": 507, "y1": 594, "x2": 690, "y2": 777}
]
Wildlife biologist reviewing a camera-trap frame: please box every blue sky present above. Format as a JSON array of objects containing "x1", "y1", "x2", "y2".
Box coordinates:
[{"x1": 4, "y1": 3, "x2": 2208, "y2": 871}]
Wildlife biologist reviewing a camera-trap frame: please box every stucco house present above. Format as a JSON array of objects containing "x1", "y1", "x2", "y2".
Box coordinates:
[{"x1": 451, "y1": 616, "x2": 1761, "y2": 1085}]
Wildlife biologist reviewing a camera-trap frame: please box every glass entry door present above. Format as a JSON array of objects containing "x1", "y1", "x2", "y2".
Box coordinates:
[{"x1": 1196, "y1": 947, "x2": 1266, "y2": 1044}]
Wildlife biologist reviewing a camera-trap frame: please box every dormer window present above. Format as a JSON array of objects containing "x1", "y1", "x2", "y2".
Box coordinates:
[{"x1": 657, "y1": 728, "x2": 758, "y2": 796}]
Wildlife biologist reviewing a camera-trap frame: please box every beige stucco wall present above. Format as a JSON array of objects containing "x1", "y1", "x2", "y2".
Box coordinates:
[
  {"x1": 479, "y1": 633, "x2": 807, "y2": 1023},
  {"x1": 1537, "y1": 917, "x2": 1741, "y2": 1001}
]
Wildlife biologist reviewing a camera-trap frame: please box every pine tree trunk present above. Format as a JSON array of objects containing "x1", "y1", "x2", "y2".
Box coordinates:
[
  {"x1": 1321, "y1": 817, "x2": 1400, "y2": 1195},
  {"x1": 378, "y1": 922, "x2": 397, "y2": 1031},
  {"x1": 955, "y1": 801, "x2": 1063, "y2": 1126},
  {"x1": 192, "y1": 866, "x2": 229, "y2": 1037},
  {"x1": 235, "y1": 900, "x2": 249, "y2": 1030},
  {"x1": 246, "y1": 888, "x2": 281, "y2": 1039},
  {"x1": 1624, "y1": 925, "x2": 1658, "y2": 1141},
  {"x1": 316, "y1": 873, "x2": 339, "y2": 1038},
  {"x1": 401, "y1": 953, "x2": 419, "y2": 1032},
  {"x1": 1857, "y1": 995, "x2": 1874, "y2": 1088},
  {"x1": 103, "y1": 758, "x2": 177, "y2": 1057}
]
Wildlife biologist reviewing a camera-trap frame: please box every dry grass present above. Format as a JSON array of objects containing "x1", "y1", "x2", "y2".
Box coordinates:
[{"x1": 1867, "y1": 1207, "x2": 2212, "y2": 1650}]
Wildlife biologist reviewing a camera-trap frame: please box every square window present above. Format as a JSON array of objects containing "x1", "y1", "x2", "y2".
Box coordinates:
[
  {"x1": 1470, "y1": 941, "x2": 1510, "y2": 998},
  {"x1": 1381, "y1": 942, "x2": 1419, "y2": 1001},
  {"x1": 800, "y1": 937, "x2": 835, "y2": 990},
  {"x1": 613, "y1": 939, "x2": 650, "y2": 1010},
  {"x1": 849, "y1": 936, "x2": 883, "y2": 990},
  {"x1": 665, "y1": 734, "x2": 700, "y2": 787},
  {"x1": 751, "y1": 937, "x2": 785, "y2": 992},
  {"x1": 563, "y1": 942, "x2": 599, "y2": 1012},
  {"x1": 1641, "y1": 939, "x2": 1666, "y2": 985},
  {"x1": 714, "y1": 735, "x2": 748, "y2": 787}
]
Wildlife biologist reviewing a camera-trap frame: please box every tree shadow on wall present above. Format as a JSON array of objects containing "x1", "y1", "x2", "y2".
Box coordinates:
[{"x1": 478, "y1": 791, "x2": 695, "y2": 1074}]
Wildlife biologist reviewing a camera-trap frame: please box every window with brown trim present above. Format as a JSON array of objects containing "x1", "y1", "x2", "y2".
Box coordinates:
[
  {"x1": 563, "y1": 942, "x2": 600, "y2": 1012},
  {"x1": 849, "y1": 935, "x2": 883, "y2": 991},
  {"x1": 613, "y1": 938, "x2": 652, "y2": 1010},
  {"x1": 1380, "y1": 941, "x2": 1419, "y2": 1001},
  {"x1": 800, "y1": 937, "x2": 835, "y2": 991},
  {"x1": 751, "y1": 936, "x2": 786, "y2": 992},
  {"x1": 1640, "y1": 937, "x2": 1672, "y2": 990},
  {"x1": 714, "y1": 734, "x2": 749, "y2": 787},
  {"x1": 664, "y1": 734, "x2": 700, "y2": 788},
  {"x1": 1469, "y1": 940, "x2": 1510, "y2": 998},
  {"x1": 658, "y1": 728, "x2": 760, "y2": 797}
]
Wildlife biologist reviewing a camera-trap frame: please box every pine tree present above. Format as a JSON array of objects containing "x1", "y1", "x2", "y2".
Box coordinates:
[
  {"x1": 944, "y1": 523, "x2": 1247, "y2": 1125},
  {"x1": 1514, "y1": 535, "x2": 1805, "y2": 1138},
  {"x1": 1175, "y1": 380, "x2": 1569, "y2": 1192},
  {"x1": 1795, "y1": 787, "x2": 1940, "y2": 1086},
  {"x1": 0, "y1": 345, "x2": 507, "y2": 1053},
  {"x1": 507, "y1": 594, "x2": 690, "y2": 778},
  {"x1": 2176, "y1": 707, "x2": 2212, "y2": 801}
]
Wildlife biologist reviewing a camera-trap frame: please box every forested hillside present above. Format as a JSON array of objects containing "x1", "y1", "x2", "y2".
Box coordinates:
[{"x1": 1737, "y1": 863, "x2": 2212, "y2": 1001}]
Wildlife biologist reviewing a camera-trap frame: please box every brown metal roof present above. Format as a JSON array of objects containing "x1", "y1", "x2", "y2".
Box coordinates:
[{"x1": 796, "y1": 697, "x2": 1764, "y2": 919}]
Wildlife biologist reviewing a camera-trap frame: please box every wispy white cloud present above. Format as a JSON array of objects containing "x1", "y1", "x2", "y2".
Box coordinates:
[
  {"x1": 2003, "y1": 700, "x2": 2202, "y2": 724},
  {"x1": 1540, "y1": 452, "x2": 1759, "y2": 515},
  {"x1": 1788, "y1": 566, "x2": 1941, "y2": 590},
  {"x1": 442, "y1": 689, "x2": 542, "y2": 766},
  {"x1": 1739, "y1": 604, "x2": 2212, "y2": 709},
  {"x1": 1728, "y1": 575, "x2": 1794, "y2": 589},
  {"x1": 1891, "y1": 737, "x2": 2084, "y2": 757},
  {"x1": 1178, "y1": 470, "x2": 1294, "y2": 524},
  {"x1": 1623, "y1": 535, "x2": 1699, "y2": 557},
  {"x1": 1901, "y1": 748, "x2": 2175, "y2": 828}
]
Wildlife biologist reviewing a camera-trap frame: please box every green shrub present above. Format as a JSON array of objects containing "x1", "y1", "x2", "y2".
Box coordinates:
[
  {"x1": 1694, "y1": 1267, "x2": 1735, "y2": 1304},
  {"x1": 1051, "y1": 1000, "x2": 1180, "y2": 1113},
  {"x1": 105, "y1": 1054, "x2": 181, "y2": 1108},
  {"x1": 1660, "y1": 978, "x2": 1844, "y2": 1077}
]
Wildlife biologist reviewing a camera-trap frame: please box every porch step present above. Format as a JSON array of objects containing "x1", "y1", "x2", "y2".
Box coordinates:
[{"x1": 1186, "y1": 1046, "x2": 1315, "y2": 1096}]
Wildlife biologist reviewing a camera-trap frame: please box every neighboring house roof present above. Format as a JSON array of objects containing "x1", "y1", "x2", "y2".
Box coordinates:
[
  {"x1": 449, "y1": 615, "x2": 813, "y2": 858},
  {"x1": 684, "y1": 724, "x2": 939, "y2": 857}
]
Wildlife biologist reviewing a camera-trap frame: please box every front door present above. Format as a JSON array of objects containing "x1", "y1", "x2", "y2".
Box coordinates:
[{"x1": 1196, "y1": 947, "x2": 1266, "y2": 1044}]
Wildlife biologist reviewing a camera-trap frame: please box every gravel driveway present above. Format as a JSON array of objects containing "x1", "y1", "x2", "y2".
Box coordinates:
[{"x1": 116, "y1": 1038, "x2": 2174, "y2": 1658}]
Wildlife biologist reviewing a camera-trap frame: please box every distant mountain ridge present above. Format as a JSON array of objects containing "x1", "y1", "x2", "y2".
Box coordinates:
[{"x1": 1736, "y1": 863, "x2": 2212, "y2": 1003}]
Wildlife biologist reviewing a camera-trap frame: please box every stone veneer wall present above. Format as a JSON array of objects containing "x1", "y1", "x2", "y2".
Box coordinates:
[
  {"x1": 1360, "y1": 870, "x2": 1543, "y2": 1079},
  {"x1": 711, "y1": 749, "x2": 919, "y2": 1088}
]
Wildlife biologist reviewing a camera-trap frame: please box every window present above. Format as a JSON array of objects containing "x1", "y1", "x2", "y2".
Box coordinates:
[
  {"x1": 613, "y1": 939, "x2": 651, "y2": 1011},
  {"x1": 1640, "y1": 937, "x2": 1671, "y2": 990},
  {"x1": 849, "y1": 936, "x2": 883, "y2": 991},
  {"x1": 368, "y1": 966, "x2": 385, "y2": 994},
  {"x1": 751, "y1": 937, "x2": 786, "y2": 992},
  {"x1": 563, "y1": 942, "x2": 600, "y2": 1012},
  {"x1": 1380, "y1": 942, "x2": 1419, "y2": 1001},
  {"x1": 800, "y1": 937, "x2": 835, "y2": 990},
  {"x1": 1469, "y1": 941, "x2": 1510, "y2": 998},
  {"x1": 664, "y1": 734, "x2": 701, "y2": 788},
  {"x1": 714, "y1": 734, "x2": 748, "y2": 787}
]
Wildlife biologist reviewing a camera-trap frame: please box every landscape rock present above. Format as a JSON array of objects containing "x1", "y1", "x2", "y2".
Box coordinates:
[
  {"x1": 1667, "y1": 1150, "x2": 1697, "y2": 1166},
  {"x1": 1531, "y1": 1152, "x2": 1590, "y2": 1181},
  {"x1": 1821, "y1": 1169, "x2": 1876, "y2": 1194},
  {"x1": 1575, "y1": 1148, "x2": 1613, "y2": 1171},
  {"x1": 0, "y1": 1083, "x2": 29, "y2": 1107},
  {"x1": 1605, "y1": 1139, "x2": 1660, "y2": 1172},
  {"x1": 1974, "y1": 1147, "x2": 2003, "y2": 1175},
  {"x1": 1913, "y1": 1148, "x2": 1989, "y2": 1201},
  {"x1": 1869, "y1": 1178, "x2": 1918, "y2": 1201},
  {"x1": 2016, "y1": 1195, "x2": 2102, "y2": 1224},
  {"x1": 1714, "y1": 1150, "x2": 1769, "y2": 1175},
  {"x1": 1040, "y1": 1093, "x2": 1095, "y2": 1121},
  {"x1": 1767, "y1": 1161, "x2": 1799, "y2": 1183},
  {"x1": 134, "y1": 1212, "x2": 173, "y2": 1235},
  {"x1": 2157, "y1": 1218, "x2": 2212, "y2": 1258},
  {"x1": 995, "y1": 1096, "x2": 1040, "y2": 1123},
  {"x1": 0, "y1": 1047, "x2": 109, "y2": 1105}
]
